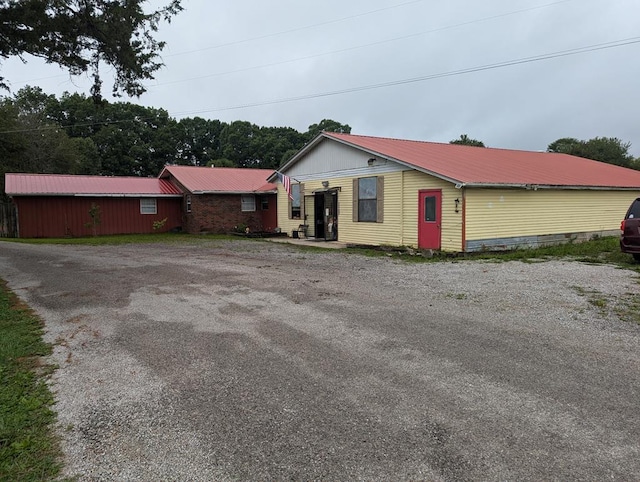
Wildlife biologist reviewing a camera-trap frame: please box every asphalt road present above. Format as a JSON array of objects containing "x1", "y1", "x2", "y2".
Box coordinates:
[{"x1": 1, "y1": 240, "x2": 639, "y2": 481}]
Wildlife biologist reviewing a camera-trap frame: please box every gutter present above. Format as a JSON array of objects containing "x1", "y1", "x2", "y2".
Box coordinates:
[
  {"x1": 456, "y1": 183, "x2": 640, "y2": 191},
  {"x1": 190, "y1": 190, "x2": 278, "y2": 195},
  {"x1": 7, "y1": 193, "x2": 184, "y2": 198}
]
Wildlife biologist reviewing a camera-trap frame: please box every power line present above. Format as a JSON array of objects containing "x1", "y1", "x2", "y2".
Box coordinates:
[
  {"x1": 1, "y1": 36, "x2": 637, "y2": 134},
  {"x1": 7, "y1": 0, "x2": 427, "y2": 87},
  {"x1": 10, "y1": 0, "x2": 575, "y2": 89},
  {"x1": 163, "y1": 0, "x2": 427, "y2": 57},
  {"x1": 170, "y1": 37, "x2": 640, "y2": 117},
  {"x1": 146, "y1": 0, "x2": 577, "y2": 88}
]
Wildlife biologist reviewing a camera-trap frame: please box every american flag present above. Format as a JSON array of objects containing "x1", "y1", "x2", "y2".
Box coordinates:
[{"x1": 278, "y1": 172, "x2": 293, "y2": 200}]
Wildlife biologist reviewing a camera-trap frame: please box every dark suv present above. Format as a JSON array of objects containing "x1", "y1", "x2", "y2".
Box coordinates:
[{"x1": 620, "y1": 197, "x2": 640, "y2": 261}]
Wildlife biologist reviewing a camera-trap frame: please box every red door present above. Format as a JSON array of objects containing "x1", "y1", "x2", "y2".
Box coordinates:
[{"x1": 418, "y1": 190, "x2": 442, "y2": 249}]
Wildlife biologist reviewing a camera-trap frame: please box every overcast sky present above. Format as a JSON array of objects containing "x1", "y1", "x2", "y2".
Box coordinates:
[{"x1": 3, "y1": 0, "x2": 640, "y2": 155}]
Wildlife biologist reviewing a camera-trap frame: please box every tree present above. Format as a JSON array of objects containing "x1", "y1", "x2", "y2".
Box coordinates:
[
  {"x1": 0, "y1": 0, "x2": 183, "y2": 99},
  {"x1": 176, "y1": 117, "x2": 223, "y2": 166},
  {"x1": 547, "y1": 136, "x2": 635, "y2": 168},
  {"x1": 0, "y1": 86, "x2": 91, "y2": 182},
  {"x1": 206, "y1": 158, "x2": 235, "y2": 168},
  {"x1": 449, "y1": 134, "x2": 485, "y2": 147},
  {"x1": 305, "y1": 119, "x2": 351, "y2": 141},
  {"x1": 220, "y1": 121, "x2": 261, "y2": 168},
  {"x1": 546, "y1": 137, "x2": 582, "y2": 154}
]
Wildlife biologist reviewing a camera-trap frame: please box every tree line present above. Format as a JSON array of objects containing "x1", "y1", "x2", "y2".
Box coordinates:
[
  {"x1": 450, "y1": 133, "x2": 640, "y2": 170},
  {"x1": 0, "y1": 86, "x2": 350, "y2": 193},
  {"x1": 2, "y1": 87, "x2": 639, "y2": 196}
]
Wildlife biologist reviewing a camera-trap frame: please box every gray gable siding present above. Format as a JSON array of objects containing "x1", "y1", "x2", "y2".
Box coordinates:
[{"x1": 287, "y1": 138, "x2": 405, "y2": 182}]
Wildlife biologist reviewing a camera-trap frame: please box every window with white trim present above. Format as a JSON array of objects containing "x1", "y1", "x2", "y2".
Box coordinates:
[
  {"x1": 241, "y1": 195, "x2": 256, "y2": 212},
  {"x1": 140, "y1": 198, "x2": 157, "y2": 215}
]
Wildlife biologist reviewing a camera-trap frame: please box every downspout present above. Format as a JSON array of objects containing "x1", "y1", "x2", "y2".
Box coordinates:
[
  {"x1": 400, "y1": 171, "x2": 404, "y2": 245},
  {"x1": 461, "y1": 187, "x2": 467, "y2": 252}
]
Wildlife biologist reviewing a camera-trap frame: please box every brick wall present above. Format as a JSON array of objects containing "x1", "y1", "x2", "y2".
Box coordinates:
[{"x1": 185, "y1": 194, "x2": 265, "y2": 234}]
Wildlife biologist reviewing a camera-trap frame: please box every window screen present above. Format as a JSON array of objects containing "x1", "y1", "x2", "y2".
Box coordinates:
[
  {"x1": 241, "y1": 195, "x2": 256, "y2": 212},
  {"x1": 140, "y1": 198, "x2": 157, "y2": 215},
  {"x1": 358, "y1": 177, "x2": 377, "y2": 222}
]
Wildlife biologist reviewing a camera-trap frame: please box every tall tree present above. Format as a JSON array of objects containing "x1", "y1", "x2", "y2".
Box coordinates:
[
  {"x1": 450, "y1": 134, "x2": 485, "y2": 147},
  {"x1": 0, "y1": 86, "x2": 90, "y2": 182},
  {"x1": 305, "y1": 119, "x2": 351, "y2": 141},
  {"x1": 547, "y1": 136, "x2": 635, "y2": 168},
  {"x1": 220, "y1": 121, "x2": 261, "y2": 168},
  {"x1": 0, "y1": 0, "x2": 183, "y2": 99},
  {"x1": 546, "y1": 137, "x2": 582, "y2": 154},
  {"x1": 175, "y1": 117, "x2": 223, "y2": 166}
]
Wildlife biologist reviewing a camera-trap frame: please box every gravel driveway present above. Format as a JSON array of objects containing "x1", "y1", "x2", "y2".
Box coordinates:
[{"x1": 1, "y1": 239, "x2": 639, "y2": 481}]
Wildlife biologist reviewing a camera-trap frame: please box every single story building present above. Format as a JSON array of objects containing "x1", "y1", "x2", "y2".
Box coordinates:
[
  {"x1": 158, "y1": 166, "x2": 277, "y2": 234},
  {"x1": 4, "y1": 173, "x2": 183, "y2": 238},
  {"x1": 4, "y1": 167, "x2": 277, "y2": 238},
  {"x1": 270, "y1": 132, "x2": 640, "y2": 252}
]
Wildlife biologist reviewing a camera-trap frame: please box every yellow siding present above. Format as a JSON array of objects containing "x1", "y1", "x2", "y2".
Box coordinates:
[
  {"x1": 400, "y1": 171, "x2": 463, "y2": 251},
  {"x1": 304, "y1": 195, "x2": 316, "y2": 237},
  {"x1": 276, "y1": 185, "x2": 301, "y2": 236},
  {"x1": 338, "y1": 171, "x2": 402, "y2": 246},
  {"x1": 466, "y1": 189, "x2": 637, "y2": 240},
  {"x1": 276, "y1": 171, "x2": 464, "y2": 250}
]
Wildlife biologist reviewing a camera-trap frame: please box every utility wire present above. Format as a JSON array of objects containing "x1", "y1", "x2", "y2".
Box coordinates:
[
  {"x1": 147, "y1": 0, "x2": 577, "y2": 88},
  {"x1": 10, "y1": 0, "x2": 575, "y2": 88},
  {"x1": 1, "y1": 36, "x2": 637, "y2": 134},
  {"x1": 7, "y1": 0, "x2": 426, "y2": 86},
  {"x1": 163, "y1": 0, "x2": 427, "y2": 57},
  {"x1": 171, "y1": 37, "x2": 640, "y2": 117}
]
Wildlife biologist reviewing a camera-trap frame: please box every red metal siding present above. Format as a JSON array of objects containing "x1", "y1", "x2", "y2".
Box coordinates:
[{"x1": 14, "y1": 196, "x2": 182, "y2": 238}]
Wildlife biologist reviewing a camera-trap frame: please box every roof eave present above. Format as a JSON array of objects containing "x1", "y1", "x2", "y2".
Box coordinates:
[
  {"x1": 459, "y1": 183, "x2": 640, "y2": 190},
  {"x1": 191, "y1": 190, "x2": 277, "y2": 195},
  {"x1": 7, "y1": 193, "x2": 183, "y2": 197}
]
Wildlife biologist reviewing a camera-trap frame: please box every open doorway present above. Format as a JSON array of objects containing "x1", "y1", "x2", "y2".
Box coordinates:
[{"x1": 314, "y1": 190, "x2": 338, "y2": 241}]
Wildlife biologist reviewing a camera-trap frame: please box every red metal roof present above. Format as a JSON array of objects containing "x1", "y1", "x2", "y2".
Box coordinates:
[
  {"x1": 324, "y1": 133, "x2": 640, "y2": 189},
  {"x1": 160, "y1": 166, "x2": 276, "y2": 193},
  {"x1": 5, "y1": 173, "x2": 182, "y2": 196}
]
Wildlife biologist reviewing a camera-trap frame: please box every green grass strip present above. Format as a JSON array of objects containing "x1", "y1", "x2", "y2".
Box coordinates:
[{"x1": 0, "y1": 280, "x2": 61, "y2": 482}]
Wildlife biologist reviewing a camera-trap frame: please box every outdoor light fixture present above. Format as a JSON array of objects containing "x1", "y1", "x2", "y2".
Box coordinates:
[
  {"x1": 367, "y1": 158, "x2": 376, "y2": 166},
  {"x1": 322, "y1": 181, "x2": 329, "y2": 188},
  {"x1": 455, "y1": 198, "x2": 460, "y2": 213}
]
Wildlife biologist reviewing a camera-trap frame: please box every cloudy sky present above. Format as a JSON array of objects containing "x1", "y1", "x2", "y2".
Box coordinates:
[{"x1": 3, "y1": 0, "x2": 640, "y2": 154}]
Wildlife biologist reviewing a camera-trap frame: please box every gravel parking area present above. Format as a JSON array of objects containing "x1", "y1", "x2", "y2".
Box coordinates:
[{"x1": 1, "y1": 239, "x2": 639, "y2": 481}]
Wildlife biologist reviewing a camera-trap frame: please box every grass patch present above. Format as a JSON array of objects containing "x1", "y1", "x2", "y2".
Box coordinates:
[
  {"x1": 3, "y1": 233, "x2": 639, "y2": 271},
  {"x1": 0, "y1": 280, "x2": 62, "y2": 481},
  {"x1": 615, "y1": 293, "x2": 640, "y2": 325},
  {"x1": 344, "y1": 236, "x2": 640, "y2": 271},
  {"x1": 573, "y1": 285, "x2": 640, "y2": 325},
  {"x1": 0, "y1": 232, "x2": 235, "y2": 246}
]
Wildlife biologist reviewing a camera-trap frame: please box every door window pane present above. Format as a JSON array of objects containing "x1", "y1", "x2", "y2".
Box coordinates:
[{"x1": 424, "y1": 196, "x2": 436, "y2": 222}]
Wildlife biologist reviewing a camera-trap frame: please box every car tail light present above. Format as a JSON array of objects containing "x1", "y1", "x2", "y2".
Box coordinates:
[{"x1": 621, "y1": 220, "x2": 626, "y2": 231}]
